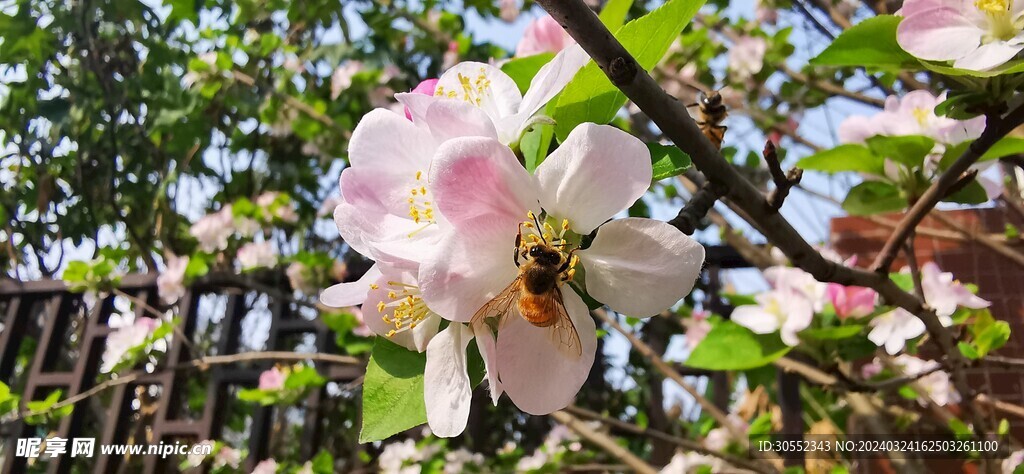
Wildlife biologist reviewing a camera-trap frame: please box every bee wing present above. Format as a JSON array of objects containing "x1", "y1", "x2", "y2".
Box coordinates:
[
  {"x1": 470, "y1": 277, "x2": 522, "y2": 330},
  {"x1": 548, "y1": 286, "x2": 582, "y2": 357}
]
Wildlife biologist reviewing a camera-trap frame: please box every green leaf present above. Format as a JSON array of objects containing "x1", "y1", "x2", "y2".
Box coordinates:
[
  {"x1": 686, "y1": 321, "x2": 792, "y2": 370},
  {"x1": 842, "y1": 181, "x2": 906, "y2": 215},
  {"x1": 520, "y1": 122, "x2": 555, "y2": 172},
  {"x1": 551, "y1": 0, "x2": 705, "y2": 141},
  {"x1": 800, "y1": 325, "x2": 865, "y2": 340},
  {"x1": 974, "y1": 321, "x2": 1010, "y2": 357},
  {"x1": 500, "y1": 53, "x2": 555, "y2": 95},
  {"x1": 311, "y1": 450, "x2": 334, "y2": 474},
  {"x1": 919, "y1": 58, "x2": 1024, "y2": 78},
  {"x1": 599, "y1": 0, "x2": 634, "y2": 30},
  {"x1": 285, "y1": 365, "x2": 326, "y2": 390},
  {"x1": 942, "y1": 178, "x2": 988, "y2": 205},
  {"x1": 649, "y1": 143, "x2": 692, "y2": 180},
  {"x1": 796, "y1": 144, "x2": 884, "y2": 175},
  {"x1": 958, "y1": 341, "x2": 980, "y2": 360},
  {"x1": 865, "y1": 135, "x2": 935, "y2": 167},
  {"x1": 184, "y1": 256, "x2": 209, "y2": 279},
  {"x1": 360, "y1": 339, "x2": 427, "y2": 442},
  {"x1": 939, "y1": 137, "x2": 1024, "y2": 170},
  {"x1": 809, "y1": 16, "x2": 917, "y2": 69}
]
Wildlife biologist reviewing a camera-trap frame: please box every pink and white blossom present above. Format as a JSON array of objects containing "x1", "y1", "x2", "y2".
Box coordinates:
[
  {"x1": 405, "y1": 78, "x2": 439, "y2": 120},
  {"x1": 867, "y1": 308, "x2": 926, "y2": 354},
  {"x1": 1003, "y1": 449, "x2": 1024, "y2": 474},
  {"x1": 403, "y1": 43, "x2": 589, "y2": 144},
  {"x1": 251, "y1": 458, "x2": 279, "y2": 474},
  {"x1": 919, "y1": 262, "x2": 990, "y2": 321},
  {"x1": 258, "y1": 367, "x2": 286, "y2": 391},
  {"x1": 157, "y1": 254, "x2": 189, "y2": 305},
  {"x1": 731, "y1": 287, "x2": 813, "y2": 346},
  {"x1": 897, "y1": 0, "x2": 1024, "y2": 71},
  {"x1": 256, "y1": 192, "x2": 299, "y2": 224},
  {"x1": 500, "y1": 0, "x2": 520, "y2": 22},
  {"x1": 764, "y1": 266, "x2": 828, "y2": 311},
  {"x1": 101, "y1": 315, "x2": 164, "y2": 373},
  {"x1": 703, "y1": 415, "x2": 748, "y2": 452},
  {"x1": 890, "y1": 354, "x2": 960, "y2": 406},
  {"x1": 213, "y1": 446, "x2": 241, "y2": 468},
  {"x1": 418, "y1": 124, "x2": 704, "y2": 423},
  {"x1": 237, "y1": 242, "x2": 278, "y2": 271},
  {"x1": 190, "y1": 207, "x2": 234, "y2": 252},
  {"x1": 826, "y1": 283, "x2": 877, "y2": 319},
  {"x1": 331, "y1": 61, "x2": 363, "y2": 100},
  {"x1": 683, "y1": 310, "x2": 712, "y2": 349},
  {"x1": 661, "y1": 451, "x2": 721, "y2": 473},
  {"x1": 839, "y1": 90, "x2": 985, "y2": 145},
  {"x1": 515, "y1": 15, "x2": 576, "y2": 57},
  {"x1": 728, "y1": 36, "x2": 767, "y2": 80}
]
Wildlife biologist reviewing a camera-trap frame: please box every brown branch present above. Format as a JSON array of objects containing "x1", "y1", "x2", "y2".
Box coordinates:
[
  {"x1": 535, "y1": 0, "x2": 990, "y2": 434},
  {"x1": 780, "y1": 64, "x2": 886, "y2": 108},
  {"x1": 667, "y1": 180, "x2": 728, "y2": 234},
  {"x1": 764, "y1": 140, "x2": 803, "y2": 211},
  {"x1": 591, "y1": 309, "x2": 747, "y2": 444},
  {"x1": 564, "y1": 406, "x2": 779, "y2": 474},
  {"x1": 871, "y1": 104, "x2": 1024, "y2": 273},
  {"x1": 930, "y1": 212, "x2": 1024, "y2": 270},
  {"x1": 550, "y1": 411, "x2": 659, "y2": 474}
]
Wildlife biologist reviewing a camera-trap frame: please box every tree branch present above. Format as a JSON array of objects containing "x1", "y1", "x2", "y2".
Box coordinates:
[{"x1": 550, "y1": 410, "x2": 659, "y2": 474}]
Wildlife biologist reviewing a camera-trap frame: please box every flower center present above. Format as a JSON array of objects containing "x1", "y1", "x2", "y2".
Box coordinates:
[
  {"x1": 406, "y1": 170, "x2": 436, "y2": 237},
  {"x1": 434, "y1": 69, "x2": 492, "y2": 107},
  {"x1": 912, "y1": 107, "x2": 930, "y2": 126},
  {"x1": 976, "y1": 0, "x2": 1019, "y2": 41},
  {"x1": 372, "y1": 281, "x2": 433, "y2": 338},
  {"x1": 519, "y1": 211, "x2": 581, "y2": 283}
]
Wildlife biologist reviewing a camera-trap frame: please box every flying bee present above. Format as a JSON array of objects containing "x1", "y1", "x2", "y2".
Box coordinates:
[
  {"x1": 693, "y1": 90, "x2": 728, "y2": 149},
  {"x1": 471, "y1": 218, "x2": 582, "y2": 357}
]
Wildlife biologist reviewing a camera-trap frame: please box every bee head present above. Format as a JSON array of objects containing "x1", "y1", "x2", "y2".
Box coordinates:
[
  {"x1": 699, "y1": 91, "x2": 723, "y2": 108},
  {"x1": 528, "y1": 244, "x2": 563, "y2": 267}
]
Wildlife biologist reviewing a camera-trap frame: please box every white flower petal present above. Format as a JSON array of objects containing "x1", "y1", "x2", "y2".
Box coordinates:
[
  {"x1": 435, "y1": 62, "x2": 522, "y2": 125},
  {"x1": 731, "y1": 305, "x2": 780, "y2": 334},
  {"x1": 496, "y1": 289, "x2": 597, "y2": 415},
  {"x1": 320, "y1": 264, "x2": 382, "y2": 307},
  {"x1": 472, "y1": 322, "x2": 503, "y2": 405},
  {"x1": 578, "y1": 218, "x2": 704, "y2": 317},
  {"x1": 348, "y1": 108, "x2": 434, "y2": 169},
  {"x1": 896, "y1": 7, "x2": 983, "y2": 62},
  {"x1": 418, "y1": 228, "x2": 520, "y2": 323},
  {"x1": 425, "y1": 323, "x2": 475, "y2": 437},
  {"x1": 535, "y1": 124, "x2": 652, "y2": 234},
  {"x1": 512, "y1": 44, "x2": 589, "y2": 126},
  {"x1": 953, "y1": 41, "x2": 1024, "y2": 71}
]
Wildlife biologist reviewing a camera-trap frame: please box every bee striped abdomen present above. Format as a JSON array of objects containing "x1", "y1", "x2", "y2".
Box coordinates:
[{"x1": 519, "y1": 293, "x2": 557, "y2": 327}]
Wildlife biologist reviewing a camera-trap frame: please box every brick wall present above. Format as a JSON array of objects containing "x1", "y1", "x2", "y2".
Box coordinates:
[{"x1": 831, "y1": 207, "x2": 1024, "y2": 422}]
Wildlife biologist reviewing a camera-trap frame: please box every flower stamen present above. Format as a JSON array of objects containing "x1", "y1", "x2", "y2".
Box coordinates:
[{"x1": 376, "y1": 281, "x2": 432, "y2": 338}]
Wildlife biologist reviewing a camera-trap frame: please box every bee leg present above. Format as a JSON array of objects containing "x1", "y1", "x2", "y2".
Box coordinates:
[
  {"x1": 558, "y1": 248, "x2": 580, "y2": 274},
  {"x1": 514, "y1": 224, "x2": 523, "y2": 268}
]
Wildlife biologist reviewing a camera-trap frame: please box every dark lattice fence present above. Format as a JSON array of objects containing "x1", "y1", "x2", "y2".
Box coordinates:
[{"x1": 0, "y1": 274, "x2": 361, "y2": 473}]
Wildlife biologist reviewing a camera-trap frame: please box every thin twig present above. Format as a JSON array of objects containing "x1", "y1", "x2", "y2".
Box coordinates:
[
  {"x1": 551, "y1": 410, "x2": 659, "y2": 474},
  {"x1": 763, "y1": 140, "x2": 803, "y2": 211}
]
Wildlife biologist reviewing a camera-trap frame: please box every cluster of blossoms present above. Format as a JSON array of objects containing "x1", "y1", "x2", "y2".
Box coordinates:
[
  {"x1": 862, "y1": 354, "x2": 960, "y2": 406},
  {"x1": 837, "y1": 90, "x2": 1001, "y2": 199},
  {"x1": 322, "y1": 39, "x2": 705, "y2": 436},
  {"x1": 100, "y1": 308, "x2": 170, "y2": 374},
  {"x1": 730, "y1": 255, "x2": 988, "y2": 356}
]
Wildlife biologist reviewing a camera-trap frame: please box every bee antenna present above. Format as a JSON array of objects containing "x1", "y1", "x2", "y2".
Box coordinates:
[{"x1": 531, "y1": 211, "x2": 548, "y2": 244}]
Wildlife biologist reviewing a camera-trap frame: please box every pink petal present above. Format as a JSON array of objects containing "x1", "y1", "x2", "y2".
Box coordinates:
[
  {"x1": 535, "y1": 124, "x2": 652, "y2": 234},
  {"x1": 418, "y1": 228, "x2": 519, "y2": 323},
  {"x1": 578, "y1": 218, "x2": 704, "y2": 317},
  {"x1": 496, "y1": 289, "x2": 596, "y2": 415},
  {"x1": 838, "y1": 115, "x2": 879, "y2": 144},
  {"x1": 514, "y1": 44, "x2": 589, "y2": 123},
  {"x1": 320, "y1": 264, "x2": 382, "y2": 307},
  {"x1": 897, "y1": 7, "x2": 983, "y2": 62},
  {"x1": 424, "y1": 323, "x2": 474, "y2": 437},
  {"x1": 428, "y1": 137, "x2": 541, "y2": 236},
  {"x1": 423, "y1": 99, "x2": 499, "y2": 142},
  {"x1": 731, "y1": 305, "x2": 780, "y2": 334}
]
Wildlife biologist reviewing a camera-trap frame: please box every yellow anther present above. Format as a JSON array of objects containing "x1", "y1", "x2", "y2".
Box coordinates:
[
  {"x1": 566, "y1": 269, "x2": 576, "y2": 281},
  {"x1": 415, "y1": 171, "x2": 423, "y2": 180},
  {"x1": 570, "y1": 254, "x2": 580, "y2": 267},
  {"x1": 410, "y1": 188, "x2": 418, "y2": 196},
  {"x1": 387, "y1": 291, "x2": 397, "y2": 299},
  {"x1": 561, "y1": 219, "x2": 570, "y2": 231},
  {"x1": 369, "y1": 283, "x2": 379, "y2": 290},
  {"x1": 377, "y1": 301, "x2": 386, "y2": 313},
  {"x1": 975, "y1": 0, "x2": 1008, "y2": 13},
  {"x1": 386, "y1": 330, "x2": 397, "y2": 337},
  {"x1": 419, "y1": 186, "x2": 427, "y2": 195},
  {"x1": 527, "y1": 211, "x2": 536, "y2": 220}
]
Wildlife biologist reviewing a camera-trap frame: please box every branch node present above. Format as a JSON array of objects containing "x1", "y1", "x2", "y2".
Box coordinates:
[
  {"x1": 607, "y1": 56, "x2": 637, "y2": 86},
  {"x1": 764, "y1": 140, "x2": 802, "y2": 211},
  {"x1": 668, "y1": 181, "x2": 728, "y2": 234}
]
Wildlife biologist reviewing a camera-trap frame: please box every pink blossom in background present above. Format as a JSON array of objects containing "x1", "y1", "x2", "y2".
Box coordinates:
[
  {"x1": 683, "y1": 310, "x2": 712, "y2": 349},
  {"x1": 157, "y1": 254, "x2": 189, "y2": 304},
  {"x1": 897, "y1": 0, "x2": 1024, "y2": 71},
  {"x1": 826, "y1": 283, "x2": 877, "y2": 319},
  {"x1": 838, "y1": 90, "x2": 985, "y2": 145},
  {"x1": 867, "y1": 308, "x2": 925, "y2": 354},
  {"x1": 189, "y1": 207, "x2": 234, "y2": 252},
  {"x1": 728, "y1": 36, "x2": 767, "y2": 80},
  {"x1": 755, "y1": 0, "x2": 778, "y2": 24},
  {"x1": 237, "y1": 241, "x2": 278, "y2": 271},
  {"x1": 213, "y1": 446, "x2": 241, "y2": 468},
  {"x1": 100, "y1": 316, "x2": 162, "y2": 373},
  {"x1": 286, "y1": 262, "x2": 314, "y2": 294},
  {"x1": 515, "y1": 15, "x2": 576, "y2": 57},
  {"x1": 258, "y1": 367, "x2": 286, "y2": 391},
  {"x1": 860, "y1": 361, "x2": 883, "y2": 379},
  {"x1": 500, "y1": 0, "x2": 519, "y2": 22},
  {"x1": 331, "y1": 61, "x2": 363, "y2": 100},
  {"x1": 731, "y1": 287, "x2": 813, "y2": 346},
  {"x1": 350, "y1": 307, "x2": 374, "y2": 338},
  {"x1": 255, "y1": 191, "x2": 299, "y2": 224},
  {"x1": 317, "y1": 195, "x2": 342, "y2": 217},
  {"x1": 442, "y1": 41, "x2": 460, "y2": 70},
  {"x1": 890, "y1": 354, "x2": 960, "y2": 406},
  {"x1": 251, "y1": 459, "x2": 279, "y2": 474},
  {"x1": 918, "y1": 262, "x2": 990, "y2": 323}
]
